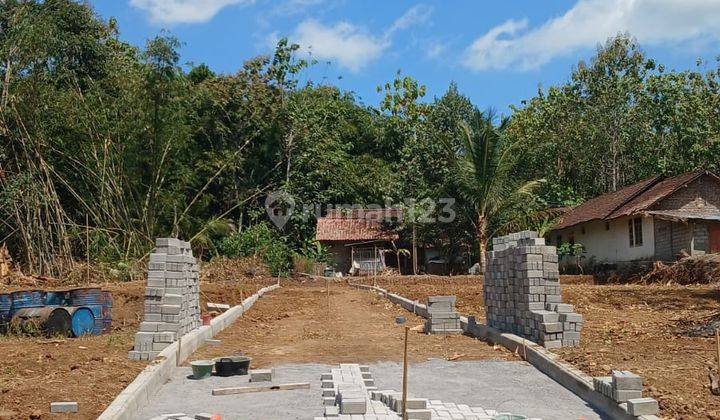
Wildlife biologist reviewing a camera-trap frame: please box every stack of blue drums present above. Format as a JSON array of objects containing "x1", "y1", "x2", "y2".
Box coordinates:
[
  {"x1": 0, "y1": 287, "x2": 112, "y2": 337},
  {"x1": 0, "y1": 293, "x2": 11, "y2": 333}
]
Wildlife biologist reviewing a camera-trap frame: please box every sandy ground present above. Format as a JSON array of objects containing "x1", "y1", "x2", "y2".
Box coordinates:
[
  {"x1": 0, "y1": 278, "x2": 275, "y2": 419},
  {"x1": 193, "y1": 279, "x2": 515, "y2": 366},
  {"x1": 373, "y1": 275, "x2": 720, "y2": 420}
]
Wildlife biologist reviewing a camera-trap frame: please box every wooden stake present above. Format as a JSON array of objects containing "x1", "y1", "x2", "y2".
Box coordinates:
[
  {"x1": 176, "y1": 336, "x2": 182, "y2": 367},
  {"x1": 715, "y1": 328, "x2": 720, "y2": 374},
  {"x1": 402, "y1": 325, "x2": 409, "y2": 420},
  {"x1": 86, "y1": 213, "x2": 90, "y2": 284}
]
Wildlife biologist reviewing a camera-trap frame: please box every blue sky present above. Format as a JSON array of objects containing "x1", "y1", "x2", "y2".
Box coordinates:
[{"x1": 91, "y1": 0, "x2": 720, "y2": 114}]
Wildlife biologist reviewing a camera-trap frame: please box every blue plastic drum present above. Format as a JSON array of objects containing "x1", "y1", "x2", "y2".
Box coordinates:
[
  {"x1": 10, "y1": 290, "x2": 45, "y2": 316},
  {"x1": 68, "y1": 307, "x2": 95, "y2": 337}
]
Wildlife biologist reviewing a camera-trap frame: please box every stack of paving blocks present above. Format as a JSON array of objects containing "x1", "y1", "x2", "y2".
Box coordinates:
[
  {"x1": 129, "y1": 238, "x2": 201, "y2": 361},
  {"x1": 593, "y1": 371, "x2": 659, "y2": 416},
  {"x1": 424, "y1": 296, "x2": 462, "y2": 334},
  {"x1": 320, "y1": 364, "x2": 375, "y2": 416},
  {"x1": 316, "y1": 363, "x2": 542, "y2": 420},
  {"x1": 484, "y1": 230, "x2": 583, "y2": 348}
]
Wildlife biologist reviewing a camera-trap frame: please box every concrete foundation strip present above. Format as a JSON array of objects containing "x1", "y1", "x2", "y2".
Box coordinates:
[
  {"x1": 348, "y1": 282, "x2": 659, "y2": 420},
  {"x1": 97, "y1": 283, "x2": 281, "y2": 420}
]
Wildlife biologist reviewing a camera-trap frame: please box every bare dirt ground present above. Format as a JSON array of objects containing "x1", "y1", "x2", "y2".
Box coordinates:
[
  {"x1": 372, "y1": 274, "x2": 720, "y2": 419},
  {"x1": 0, "y1": 269, "x2": 275, "y2": 419},
  {"x1": 192, "y1": 279, "x2": 516, "y2": 367}
]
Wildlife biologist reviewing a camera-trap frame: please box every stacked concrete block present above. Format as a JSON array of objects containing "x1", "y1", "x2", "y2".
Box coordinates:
[
  {"x1": 129, "y1": 238, "x2": 201, "y2": 361},
  {"x1": 484, "y1": 230, "x2": 583, "y2": 348},
  {"x1": 627, "y1": 398, "x2": 660, "y2": 416},
  {"x1": 593, "y1": 371, "x2": 658, "y2": 416},
  {"x1": 316, "y1": 363, "x2": 542, "y2": 419},
  {"x1": 424, "y1": 296, "x2": 462, "y2": 334}
]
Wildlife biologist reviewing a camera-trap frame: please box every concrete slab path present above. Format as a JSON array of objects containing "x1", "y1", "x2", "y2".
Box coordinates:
[{"x1": 137, "y1": 360, "x2": 606, "y2": 419}]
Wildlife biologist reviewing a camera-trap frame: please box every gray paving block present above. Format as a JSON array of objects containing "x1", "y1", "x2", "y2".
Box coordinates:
[
  {"x1": 612, "y1": 389, "x2": 642, "y2": 402},
  {"x1": 250, "y1": 369, "x2": 273, "y2": 382},
  {"x1": 627, "y1": 398, "x2": 659, "y2": 415},
  {"x1": 612, "y1": 370, "x2": 643, "y2": 390},
  {"x1": 50, "y1": 402, "x2": 78, "y2": 413}
]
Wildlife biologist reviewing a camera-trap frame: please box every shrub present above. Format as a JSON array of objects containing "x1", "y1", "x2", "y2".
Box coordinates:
[{"x1": 218, "y1": 223, "x2": 293, "y2": 276}]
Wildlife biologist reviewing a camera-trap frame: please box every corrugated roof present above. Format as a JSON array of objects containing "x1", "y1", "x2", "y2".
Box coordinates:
[
  {"x1": 316, "y1": 208, "x2": 401, "y2": 242},
  {"x1": 552, "y1": 171, "x2": 718, "y2": 230}
]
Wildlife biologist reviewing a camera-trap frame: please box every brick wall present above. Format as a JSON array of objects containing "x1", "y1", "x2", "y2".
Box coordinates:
[
  {"x1": 653, "y1": 219, "x2": 708, "y2": 261},
  {"x1": 652, "y1": 173, "x2": 720, "y2": 216}
]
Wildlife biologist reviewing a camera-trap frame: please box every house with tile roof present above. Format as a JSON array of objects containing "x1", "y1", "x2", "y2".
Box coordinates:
[
  {"x1": 549, "y1": 170, "x2": 720, "y2": 264},
  {"x1": 315, "y1": 208, "x2": 404, "y2": 275}
]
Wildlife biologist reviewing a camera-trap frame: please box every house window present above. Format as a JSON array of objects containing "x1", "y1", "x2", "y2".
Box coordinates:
[
  {"x1": 556, "y1": 235, "x2": 562, "y2": 247},
  {"x1": 581, "y1": 226, "x2": 586, "y2": 235},
  {"x1": 629, "y1": 217, "x2": 643, "y2": 247},
  {"x1": 605, "y1": 221, "x2": 610, "y2": 231}
]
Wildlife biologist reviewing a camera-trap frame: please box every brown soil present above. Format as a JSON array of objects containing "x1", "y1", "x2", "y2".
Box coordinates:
[
  {"x1": 370, "y1": 275, "x2": 720, "y2": 420},
  {"x1": 192, "y1": 279, "x2": 516, "y2": 367},
  {"x1": 370, "y1": 275, "x2": 487, "y2": 321},
  {"x1": 0, "y1": 275, "x2": 276, "y2": 420},
  {"x1": 559, "y1": 284, "x2": 720, "y2": 419}
]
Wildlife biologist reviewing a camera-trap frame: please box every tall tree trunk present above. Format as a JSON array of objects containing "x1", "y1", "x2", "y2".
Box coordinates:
[
  {"x1": 477, "y1": 214, "x2": 487, "y2": 274},
  {"x1": 412, "y1": 222, "x2": 417, "y2": 275}
]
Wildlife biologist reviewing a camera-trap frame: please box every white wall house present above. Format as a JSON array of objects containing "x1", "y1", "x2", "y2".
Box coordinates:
[
  {"x1": 551, "y1": 215, "x2": 655, "y2": 263},
  {"x1": 548, "y1": 171, "x2": 720, "y2": 266}
]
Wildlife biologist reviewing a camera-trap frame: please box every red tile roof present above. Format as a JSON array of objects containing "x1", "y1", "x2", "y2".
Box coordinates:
[
  {"x1": 552, "y1": 171, "x2": 716, "y2": 230},
  {"x1": 316, "y1": 208, "x2": 402, "y2": 242}
]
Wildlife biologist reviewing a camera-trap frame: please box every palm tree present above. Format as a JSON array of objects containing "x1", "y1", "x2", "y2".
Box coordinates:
[{"x1": 449, "y1": 110, "x2": 541, "y2": 272}]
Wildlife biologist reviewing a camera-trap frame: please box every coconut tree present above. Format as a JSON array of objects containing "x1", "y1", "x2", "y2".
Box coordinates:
[{"x1": 449, "y1": 110, "x2": 541, "y2": 272}]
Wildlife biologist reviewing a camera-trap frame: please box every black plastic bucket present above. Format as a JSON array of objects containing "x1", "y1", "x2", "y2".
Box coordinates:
[{"x1": 214, "y1": 356, "x2": 251, "y2": 377}]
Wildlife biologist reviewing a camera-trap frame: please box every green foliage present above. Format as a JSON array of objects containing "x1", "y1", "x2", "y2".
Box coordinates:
[
  {"x1": 557, "y1": 242, "x2": 585, "y2": 257},
  {"x1": 217, "y1": 224, "x2": 293, "y2": 276},
  {"x1": 3, "y1": 3, "x2": 720, "y2": 277},
  {"x1": 508, "y1": 34, "x2": 720, "y2": 205},
  {"x1": 300, "y1": 239, "x2": 331, "y2": 264}
]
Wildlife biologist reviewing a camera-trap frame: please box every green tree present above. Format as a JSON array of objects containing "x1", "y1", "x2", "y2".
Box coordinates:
[{"x1": 449, "y1": 111, "x2": 541, "y2": 271}]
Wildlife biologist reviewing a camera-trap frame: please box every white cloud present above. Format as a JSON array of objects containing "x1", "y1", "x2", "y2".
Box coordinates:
[
  {"x1": 130, "y1": 0, "x2": 254, "y2": 24},
  {"x1": 272, "y1": 0, "x2": 326, "y2": 16},
  {"x1": 387, "y1": 4, "x2": 433, "y2": 36},
  {"x1": 289, "y1": 5, "x2": 432, "y2": 72},
  {"x1": 463, "y1": 0, "x2": 720, "y2": 71},
  {"x1": 292, "y1": 20, "x2": 390, "y2": 72}
]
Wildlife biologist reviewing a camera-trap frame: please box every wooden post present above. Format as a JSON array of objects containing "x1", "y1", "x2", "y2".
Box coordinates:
[
  {"x1": 86, "y1": 213, "x2": 90, "y2": 284},
  {"x1": 412, "y1": 223, "x2": 417, "y2": 275},
  {"x1": 176, "y1": 336, "x2": 182, "y2": 367},
  {"x1": 715, "y1": 328, "x2": 720, "y2": 374},
  {"x1": 373, "y1": 246, "x2": 377, "y2": 288},
  {"x1": 401, "y1": 325, "x2": 409, "y2": 420}
]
